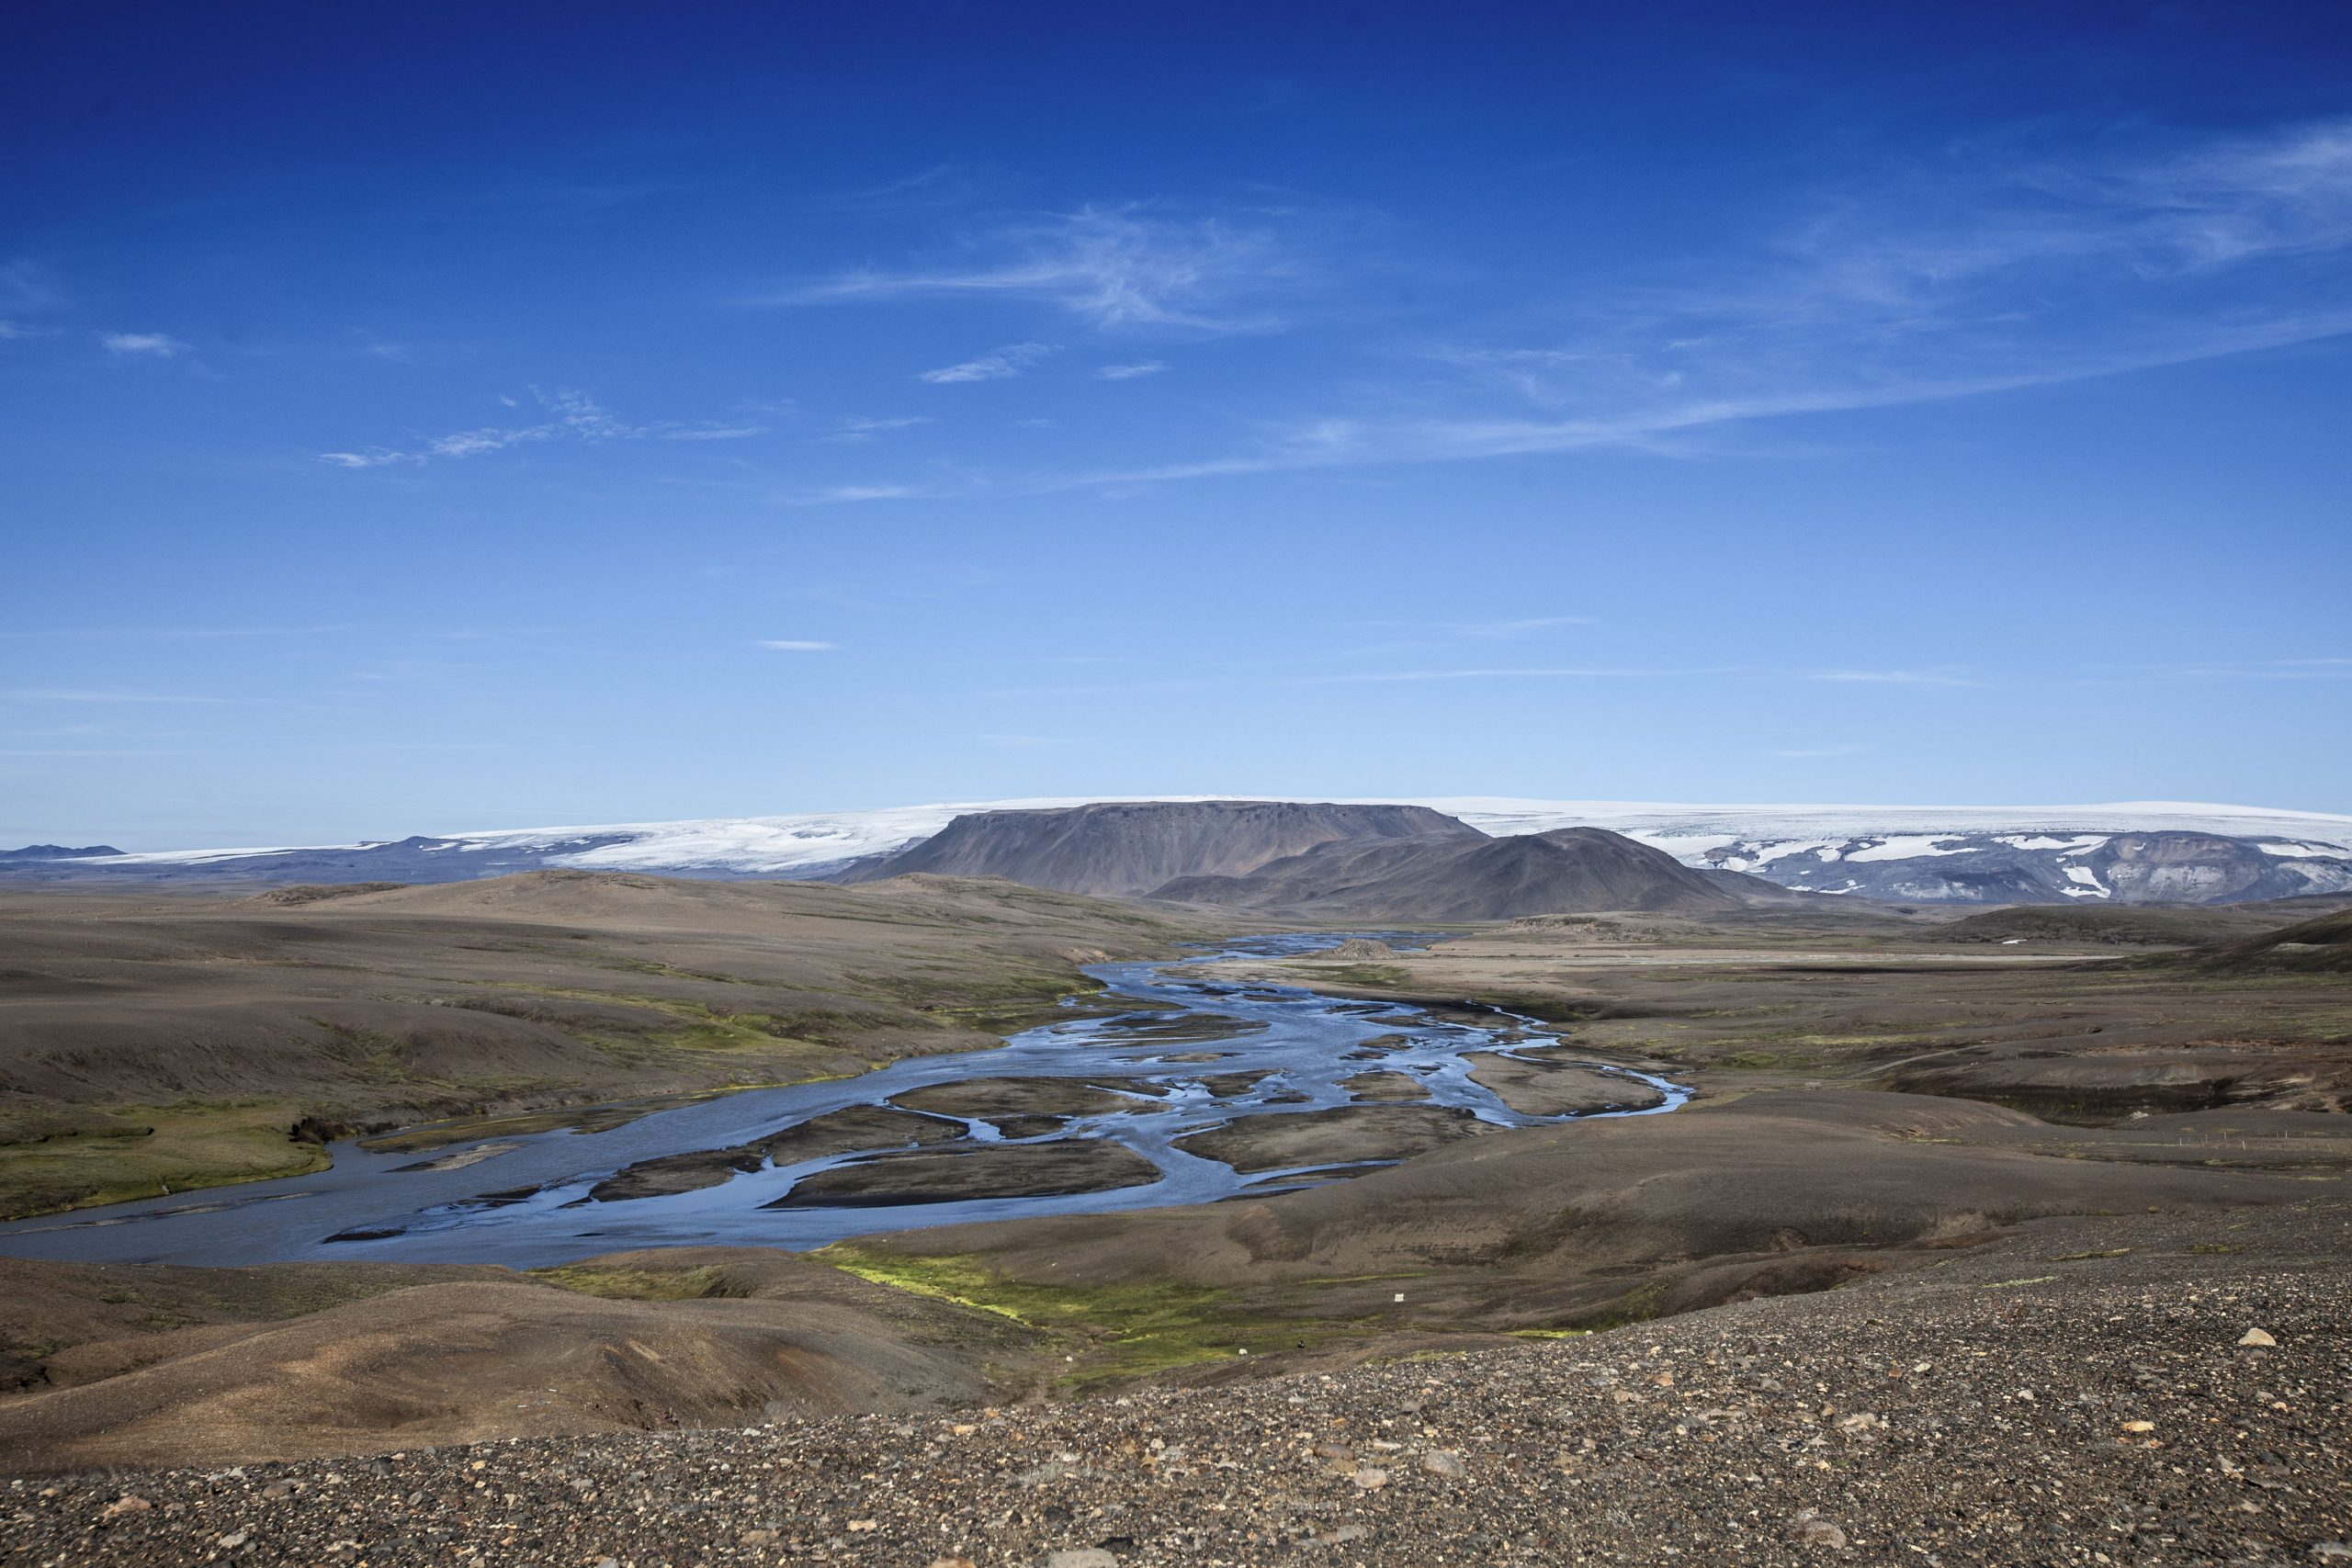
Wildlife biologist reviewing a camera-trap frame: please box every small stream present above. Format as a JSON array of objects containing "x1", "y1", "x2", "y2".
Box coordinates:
[{"x1": 0, "y1": 933, "x2": 1686, "y2": 1269}]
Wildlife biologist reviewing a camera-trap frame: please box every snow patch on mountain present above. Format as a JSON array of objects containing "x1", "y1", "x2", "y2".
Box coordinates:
[{"x1": 18, "y1": 795, "x2": 2352, "y2": 905}]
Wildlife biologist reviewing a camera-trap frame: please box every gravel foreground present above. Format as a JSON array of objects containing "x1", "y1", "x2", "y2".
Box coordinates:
[{"x1": 5, "y1": 1211, "x2": 2346, "y2": 1568}]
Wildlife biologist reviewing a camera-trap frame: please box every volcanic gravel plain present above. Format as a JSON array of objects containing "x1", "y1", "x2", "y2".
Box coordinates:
[{"x1": 3, "y1": 1202, "x2": 2344, "y2": 1566}]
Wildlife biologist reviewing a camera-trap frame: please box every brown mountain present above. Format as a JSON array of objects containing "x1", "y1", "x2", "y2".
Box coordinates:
[
  {"x1": 1153, "y1": 825, "x2": 1770, "y2": 919},
  {"x1": 838, "y1": 800, "x2": 1473, "y2": 897},
  {"x1": 2203, "y1": 907, "x2": 2352, "y2": 976}
]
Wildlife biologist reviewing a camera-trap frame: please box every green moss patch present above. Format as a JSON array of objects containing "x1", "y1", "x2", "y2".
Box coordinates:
[
  {"x1": 0, "y1": 1101, "x2": 331, "y2": 1221},
  {"x1": 530, "y1": 1263, "x2": 729, "y2": 1301},
  {"x1": 817, "y1": 1246, "x2": 1366, "y2": 1390}
]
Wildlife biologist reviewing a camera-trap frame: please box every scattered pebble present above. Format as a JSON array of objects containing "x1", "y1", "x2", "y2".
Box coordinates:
[
  {"x1": 1, "y1": 1239, "x2": 2342, "y2": 1568},
  {"x1": 1790, "y1": 1511, "x2": 1849, "y2": 1549}
]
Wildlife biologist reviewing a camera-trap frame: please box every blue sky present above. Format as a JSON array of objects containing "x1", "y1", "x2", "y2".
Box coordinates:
[{"x1": 5, "y1": 1, "x2": 2349, "y2": 848}]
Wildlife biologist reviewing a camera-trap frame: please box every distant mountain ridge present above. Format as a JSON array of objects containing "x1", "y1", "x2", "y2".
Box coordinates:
[
  {"x1": 837, "y1": 800, "x2": 1465, "y2": 897},
  {"x1": 6, "y1": 796, "x2": 2348, "y2": 905},
  {"x1": 0, "y1": 844, "x2": 119, "y2": 862},
  {"x1": 1687, "y1": 828, "x2": 2352, "y2": 904},
  {"x1": 1155, "y1": 826, "x2": 1774, "y2": 919}
]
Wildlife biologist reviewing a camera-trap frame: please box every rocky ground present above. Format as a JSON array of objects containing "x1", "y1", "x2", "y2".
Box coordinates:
[{"x1": 4, "y1": 1201, "x2": 2344, "y2": 1567}]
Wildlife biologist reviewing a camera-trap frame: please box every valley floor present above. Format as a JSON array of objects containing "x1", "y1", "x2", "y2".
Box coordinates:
[{"x1": 0, "y1": 883, "x2": 2346, "y2": 1563}]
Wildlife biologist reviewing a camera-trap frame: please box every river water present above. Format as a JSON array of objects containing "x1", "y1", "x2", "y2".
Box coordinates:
[{"x1": 0, "y1": 933, "x2": 1685, "y2": 1269}]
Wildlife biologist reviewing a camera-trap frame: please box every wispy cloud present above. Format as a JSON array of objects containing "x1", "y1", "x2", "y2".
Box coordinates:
[
  {"x1": 808, "y1": 164, "x2": 987, "y2": 214},
  {"x1": 0, "y1": 624, "x2": 352, "y2": 641},
  {"x1": 319, "y1": 388, "x2": 760, "y2": 468},
  {"x1": 1354, "y1": 615, "x2": 1594, "y2": 639},
  {"x1": 787, "y1": 118, "x2": 2352, "y2": 505},
  {"x1": 99, "y1": 332, "x2": 188, "y2": 358},
  {"x1": 1294, "y1": 666, "x2": 1980, "y2": 689},
  {"x1": 754, "y1": 638, "x2": 837, "y2": 651},
  {"x1": 1096, "y1": 360, "x2": 1167, "y2": 379},
  {"x1": 1805, "y1": 669, "x2": 1979, "y2": 686},
  {"x1": 978, "y1": 732, "x2": 1073, "y2": 748},
  {"x1": 917, "y1": 343, "x2": 1055, "y2": 383},
  {"x1": 773, "y1": 482, "x2": 948, "y2": 507},
  {"x1": 769, "y1": 204, "x2": 1303, "y2": 332},
  {"x1": 1, "y1": 258, "x2": 62, "y2": 313},
  {"x1": 822, "y1": 415, "x2": 933, "y2": 444},
  {"x1": 1378, "y1": 116, "x2": 2352, "y2": 468},
  {"x1": 2144, "y1": 656, "x2": 2352, "y2": 680},
  {"x1": 0, "y1": 689, "x2": 235, "y2": 705},
  {"x1": 983, "y1": 664, "x2": 1987, "y2": 700}
]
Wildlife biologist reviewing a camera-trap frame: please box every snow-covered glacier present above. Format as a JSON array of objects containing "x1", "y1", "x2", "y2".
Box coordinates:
[{"x1": 13, "y1": 796, "x2": 2352, "y2": 905}]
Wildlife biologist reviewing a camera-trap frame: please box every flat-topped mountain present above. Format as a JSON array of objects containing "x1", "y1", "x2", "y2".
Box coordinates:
[
  {"x1": 837, "y1": 799, "x2": 1468, "y2": 897},
  {"x1": 9, "y1": 799, "x2": 2348, "y2": 906},
  {"x1": 1156, "y1": 824, "x2": 1773, "y2": 919}
]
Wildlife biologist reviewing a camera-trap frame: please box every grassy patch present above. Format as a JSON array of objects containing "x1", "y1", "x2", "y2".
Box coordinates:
[
  {"x1": 818, "y1": 1245, "x2": 1365, "y2": 1389},
  {"x1": 0, "y1": 1101, "x2": 330, "y2": 1221},
  {"x1": 1579, "y1": 1281, "x2": 1668, "y2": 1328},
  {"x1": 1301, "y1": 964, "x2": 1412, "y2": 989},
  {"x1": 1722, "y1": 1050, "x2": 1782, "y2": 1069},
  {"x1": 2048, "y1": 1247, "x2": 2132, "y2": 1261},
  {"x1": 531, "y1": 1263, "x2": 729, "y2": 1301}
]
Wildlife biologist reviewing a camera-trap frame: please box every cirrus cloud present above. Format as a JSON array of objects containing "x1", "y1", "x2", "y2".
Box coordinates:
[
  {"x1": 99, "y1": 332, "x2": 188, "y2": 358},
  {"x1": 916, "y1": 343, "x2": 1056, "y2": 383}
]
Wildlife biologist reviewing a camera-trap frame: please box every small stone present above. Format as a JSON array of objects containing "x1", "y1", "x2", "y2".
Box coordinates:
[
  {"x1": 1790, "y1": 1512, "x2": 1848, "y2": 1549},
  {"x1": 929, "y1": 1559, "x2": 977, "y2": 1568},
  {"x1": 1352, "y1": 1466, "x2": 1390, "y2": 1490},
  {"x1": 2239, "y1": 1328, "x2": 2278, "y2": 1348},
  {"x1": 1420, "y1": 1450, "x2": 1466, "y2": 1478},
  {"x1": 1046, "y1": 1551, "x2": 1119, "y2": 1568},
  {"x1": 847, "y1": 1519, "x2": 878, "y2": 1532},
  {"x1": 2310, "y1": 1546, "x2": 2352, "y2": 1562},
  {"x1": 259, "y1": 1483, "x2": 296, "y2": 1501},
  {"x1": 101, "y1": 1496, "x2": 152, "y2": 1518},
  {"x1": 219, "y1": 1531, "x2": 251, "y2": 1550},
  {"x1": 2121, "y1": 1420, "x2": 2155, "y2": 1434},
  {"x1": 1321, "y1": 1524, "x2": 1368, "y2": 1544},
  {"x1": 741, "y1": 1529, "x2": 780, "y2": 1547}
]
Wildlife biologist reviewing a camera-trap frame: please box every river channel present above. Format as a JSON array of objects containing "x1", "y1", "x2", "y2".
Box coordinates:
[{"x1": 0, "y1": 933, "x2": 1685, "y2": 1269}]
